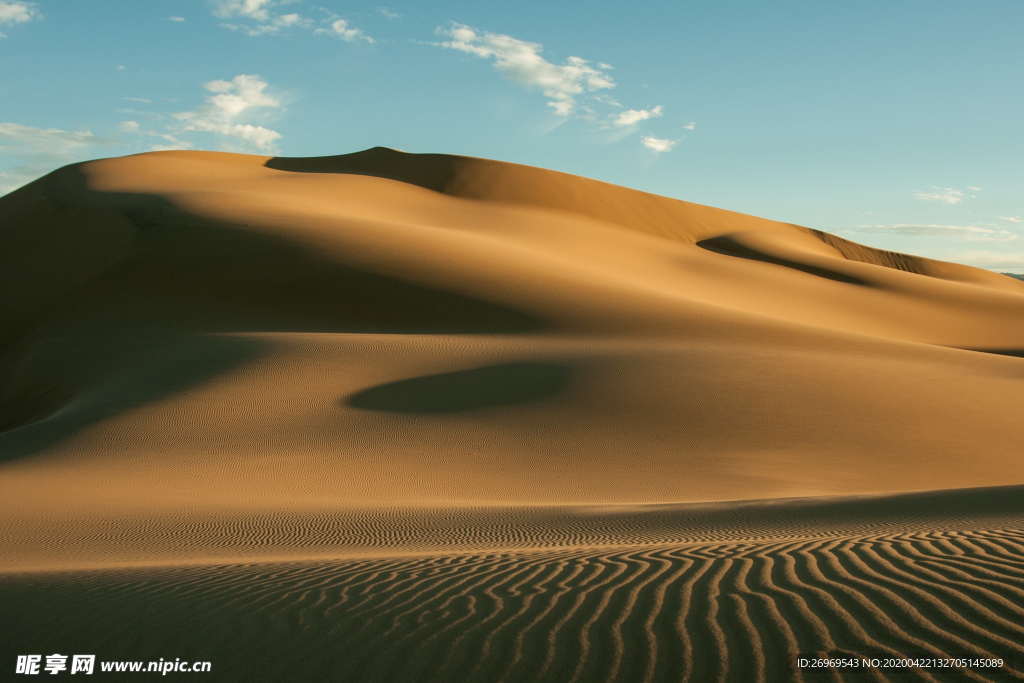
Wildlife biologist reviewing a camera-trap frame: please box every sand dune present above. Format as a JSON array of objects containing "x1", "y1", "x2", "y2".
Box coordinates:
[
  {"x1": 1, "y1": 147, "x2": 1022, "y2": 510},
  {"x1": 2, "y1": 147, "x2": 1023, "y2": 680}
]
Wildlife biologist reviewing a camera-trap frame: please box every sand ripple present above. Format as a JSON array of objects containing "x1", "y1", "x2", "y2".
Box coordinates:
[{"x1": 3, "y1": 526, "x2": 1023, "y2": 682}]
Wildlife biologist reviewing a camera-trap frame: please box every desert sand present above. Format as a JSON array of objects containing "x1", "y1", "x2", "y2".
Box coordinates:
[{"x1": 1, "y1": 147, "x2": 1023, "y2": 681}]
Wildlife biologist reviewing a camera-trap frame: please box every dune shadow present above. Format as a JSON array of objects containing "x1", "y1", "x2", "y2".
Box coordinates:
[
  {"x1": 347, "y1": 361, "x2": 572, "y2": 413},
  {"x1": 4, "y1": 164, "x2": 547, "y2": 336},
  {"x1": 960, "y1": 348, "x2": 1024, "y2": 359},
  {"x1": 667, "y1": 482, "x2": 1024, "y2": 528},
  {"x1": 109, "y1": 198, "x2": 546, "y2": 335},
  {"x1": 264, "y1": 147, "x2": 461, "y2": 193},
  {"x1": 697, "y1": 235, "x2": 868, "y2": 286},
  {"x1": 0, "y1": 330, "x2": 268, "y2": 463}
]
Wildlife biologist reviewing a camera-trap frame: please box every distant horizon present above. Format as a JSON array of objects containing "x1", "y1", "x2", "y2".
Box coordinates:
[{"x1": 2, "y1": 0, "x2": 1022, "y2": 272}]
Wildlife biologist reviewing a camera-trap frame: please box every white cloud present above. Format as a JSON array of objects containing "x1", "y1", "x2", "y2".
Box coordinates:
[
  {"x1": 951, "y1": 250, "x2": 1024, "y2": 272},
  {"x1": 913, "y1": 186, "x2": 980, "y2": 204},
  {"x1": 682, "y1": 121, "x2": 696, "y2": 130},
  {"x1": 0, "y1": 76, "x2": 289, "y2": 194},
  {"x1": 123, "y1": 96, "x2": 153, "y2": 104},
  {"x1": 851, "y1": 223, "x2": 1017, "y2": 242},
  {"x1": 116, "y1": 64, "x2": 126, "y2": 71},
  {"x1": 215, "y1": 0, "x2": 310, "y2": 35},
  {"x1": 222, "y1": 12, "x2": 312, "y2": 36},
  {"x1": 998, "y1": 216, "x2": 1022, "y2": 223},
  {"x1": 0, "y1": 1, "x2": 40, "y2": 35},
  {"x1": 378, "y1": 7, "x2": 400, "y2": 19},
  {"x1": 314, "y1": 18, "x2": 374, "y2": 43},
  {"x1": 276, "y1": 13, "x2": 305, "y2": 28},
  {"x1": 214, "y1": 0, "x2": 274, "y2": 21},
  {"x1": 168, "y1": 16, "x2": 186, "y2": 23},
  {"x1": 641, "y1": 136, "x2": 677, "y2": 153},
  {"x1": 213, "y1": 0, "x2": 372, "y2": 41},
  {"x1": 434, "y1": 23, "x2": 615, "y2": 117},
  {"x1": 172, "y1": 74, "x2": 283, "y2": 151},
  {"x1": 613, "y1": 105, "x2": 663, "y2": 127},
  {"x1": 913, "y1": 188, "x2": 964, "y2": 204}
]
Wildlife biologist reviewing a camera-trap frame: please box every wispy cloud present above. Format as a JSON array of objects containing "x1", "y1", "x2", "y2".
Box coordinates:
[
  {"x1": 430, "y1": 21, "x2": 683, "y2": 153},
  {"x1": 682, "y1": 121, "x2": 696, "y2": 130},
  {"x1": 0, "y1": 73, "x2": 285, "y2": 194},
  {"x1": 314, "y1": 18, "x2": 374, "y2": 43},
  {"x1": 850, "y1": 223, "x2": 1016, "y2": 242},
  {"x1": 0, "y1": 122, "x2": 98, "y2": 194},
  {"x1": 613, "y1": 105, "x2": 663, "y2": 127},
  {"x1": 998, "y1": 216, "x2": 1022, "y2": 224},
  {"x1": 0, "y1": 122, "x2": 95, "y2": 154},
  {"x1": 592, "y1": 93, "x2": 622, "y2": 108},
  {"x1": 117, "y1": 120, "x2": 191, "y2": 152},
  {"x1": 951, "y1": 250, "x2": 1024, "y2": 272},
  {"x1": 433, "y1": 23, "x2": 615, "y2": 117},
  {"x1": 0, "y1": 1, "x2": 40, "y2": 37},
  {"x1": 912, "y1": 186, "x2": 980, "y2": 205},
  {"x1": 641, "y1": 136, "x2": 677, "y2": 153},
  {"x1": 213, "y1": 0, "x2": 372, "y2": 41},
  {"x1": 378, "y1": 7, "x2": 400, "y2": 19},
  {"x1": 172, "y1": 74, "x2": 283, "y2": 151},
  {"x1": 168, "y1": 16, "x2": 186, "y2": 23},
  {"x1": 222, "y1": 12, "x2": 311, "y2": 36},
  {"x1": 214, "y1": 0, "x2": 275, "y2": 21},
  {"x1": 147, "y1": 133, "x2": 194, "y2": 152}
]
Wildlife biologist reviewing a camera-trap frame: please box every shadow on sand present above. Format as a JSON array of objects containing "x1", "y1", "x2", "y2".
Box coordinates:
[
  {"x1": 697, "y1": 234, "x2": 868, "y2": 286},
  {"x1": 346, "y1": 361, "x2": 573, "y2": 413}
]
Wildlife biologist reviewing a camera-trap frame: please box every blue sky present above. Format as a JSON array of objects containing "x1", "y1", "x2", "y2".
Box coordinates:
[{"x1": 2, "y1": 0, "x2": 1022, "y2": 271}]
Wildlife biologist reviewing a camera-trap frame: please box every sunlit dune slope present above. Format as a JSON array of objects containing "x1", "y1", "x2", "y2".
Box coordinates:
[{"x1": 1, "y1": 147, "x2": 1023, "y2": 517}]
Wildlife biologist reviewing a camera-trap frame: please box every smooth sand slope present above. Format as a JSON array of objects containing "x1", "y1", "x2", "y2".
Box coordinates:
[{"x1": 2, "y1": 148, "x2": 1023, "y2": 680}]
